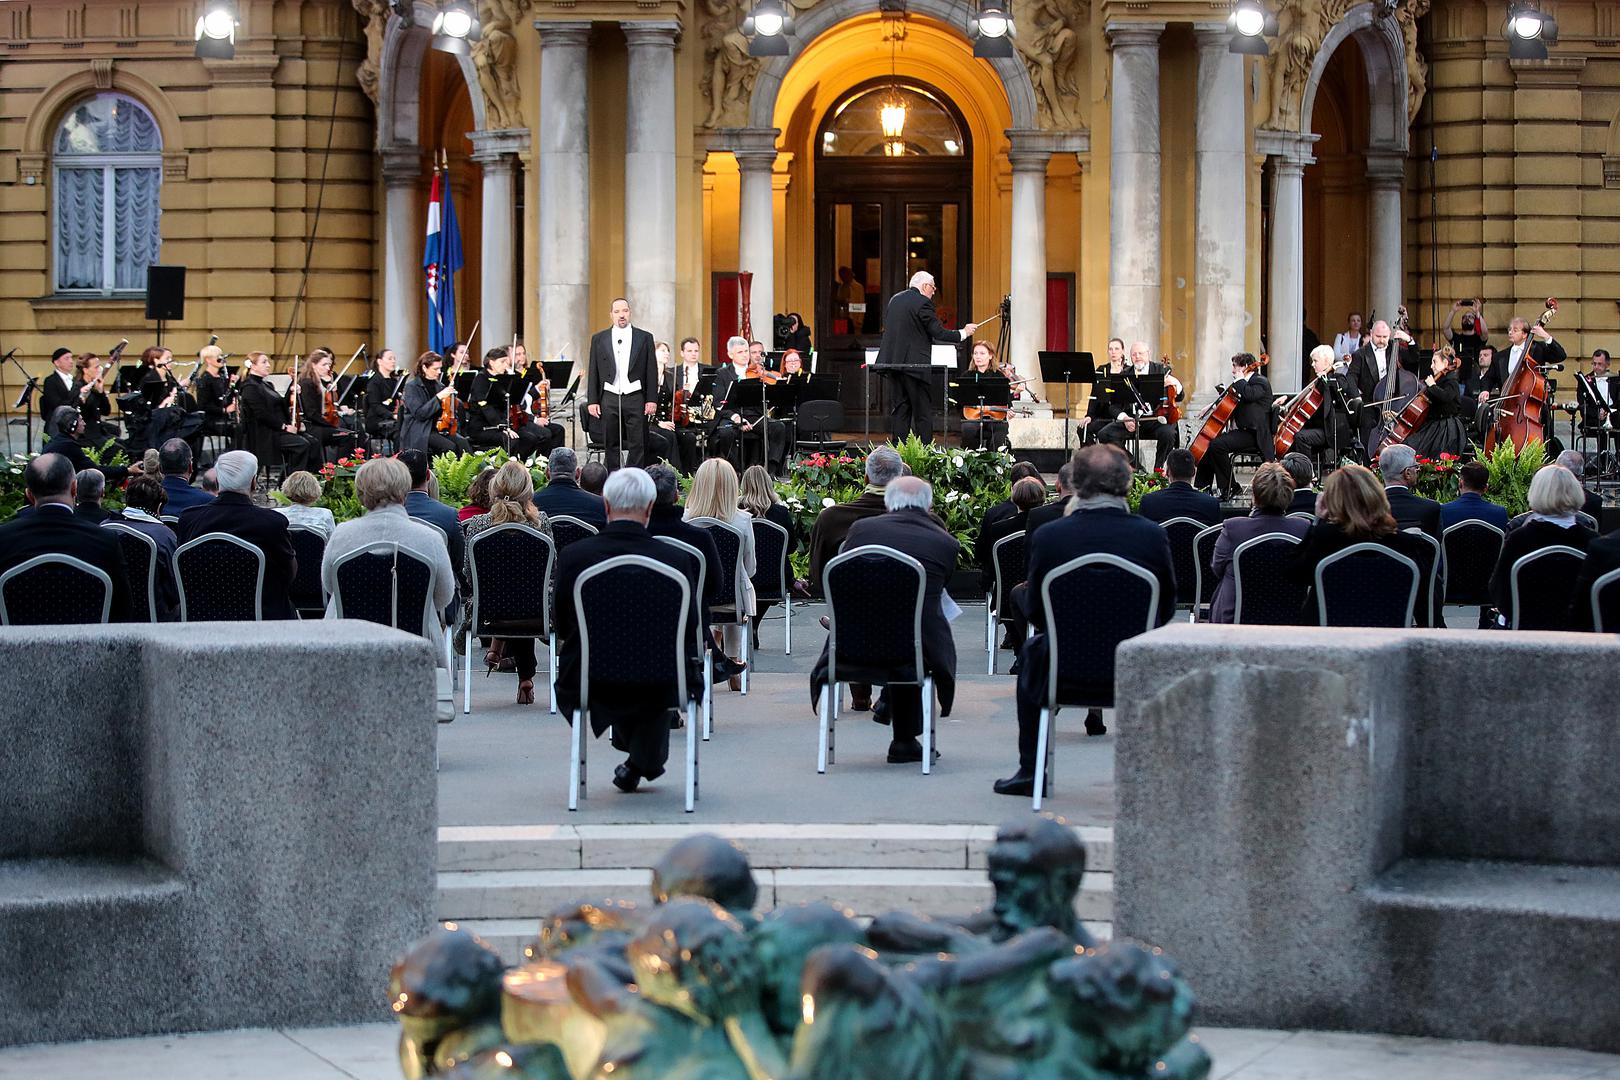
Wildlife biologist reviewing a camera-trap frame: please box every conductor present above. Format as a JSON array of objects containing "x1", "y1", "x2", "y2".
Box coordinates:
[{"x1": 874, "y1": 271, "x2": 979, "y2": 443}]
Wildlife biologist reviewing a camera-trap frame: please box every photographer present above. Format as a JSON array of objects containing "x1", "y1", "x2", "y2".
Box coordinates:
[{"x1": 1443, "y1": 298, "x2": 1490, "y2": 366}]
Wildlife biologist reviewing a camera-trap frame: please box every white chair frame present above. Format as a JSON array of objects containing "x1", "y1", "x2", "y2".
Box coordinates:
[
  {"x1": 465, "y1": 523, "x2": 556, "y2": 715},
  {"x1": 1509, "y1": 545, "x2": 1587, "y2": 630},
  {"x1": 174, "y1": 532, "x2": 266, "y2": 622},
  {"x1": 1314, "y1": 543, "x2": 1419, "y2": 628},
  {"x1": 102, "y1": 521, "x2": 159, "y2": 622},
  {"x1": 0, "y1": 553, "x2": 114, "y2": 625},
  {"x1": 689, "y1": 516, "x2": 753, "y2": 695},
  {"x1": 330, "y1": 541, "x2": 442, "y2": 641},
  {"x1": 750, "y1": 517, "x2": 794, "y2": 656},
  {"x1": 1231, "y1": 532, "x2": 1304, "y2": 625},
  {"x1": 986, "y1": 529, "x2": 1027, "y2": 675},
  {"x1": 655, "y1": 534, "x2": 716, "y2": 741}
]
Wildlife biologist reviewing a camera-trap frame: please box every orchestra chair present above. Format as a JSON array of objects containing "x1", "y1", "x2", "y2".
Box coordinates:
[
  {"x1": 1589, "y1": 568, "x2": 1620, "y2": 632},
  {"x1": 286, "y1": 525, "x2": 328, "y2": 619},
  {"x1": 1190, "y1": 524, "x2": 1222, "y2": 622},
  {"x1": 818, "y1": 545, "x2": 936, "y2": 776},
  {"x1": 0, "y1": 554, "x2": 113, "y2": 626},
  {"x1": 986, "y1": 529, "x2": 1027, "y2": 674},
  {"x1": 420, "y1": 519, "x2": 460, "y2": 684},
  {"x1": 331, "y1": 542, "x2": 441, "y2": 641},
  {"x1": 1400, "y1": 528, "x2": 1446, "y2": 628},
  {"x1": 1508, "y1": 545, "x2": 1588, "y2": 631},
  {"x1": 750, "y1": 517, "x2": 794, "y2": 657},
  {"x1": 102, "y1": 521, "x2": 160, "y2": 623},
  {"x1": 655, "y1": 534, "x2": 716, "y2": 740},
  {"x1": 569, "y1": 554, "x2": 700, "y2": 813},
  {"x1": 1032, "y1": 553, "x2": 1162, "y2": 812},
  {"x1": 1442, "y1": 521, "x2": 1503, "y2": 606},
  {"x1": 174, "y1": 533, "x2": 266, "y2": 621},
  {"x1": 690, "y1": 515, "x2": 753, "y2": 697},
  {"x1": 1157, "y1": 517, "x2": 1206, "y2": 619},
  {"x1": 1231, "y1": 534, "x2": 1307, "y2": 625},
  {"x1": 1315, "y1": 544, "x2": 1419, "y2": 628},
  {"x1": 465, "y1": 523, "x2": 557, "y2": 716},
  {"x1": 548, "y1": 515, "x2": 599, "y2": 553},
  {"x1": 794, "y1": 400, "x2": 848, "y2": 456}
]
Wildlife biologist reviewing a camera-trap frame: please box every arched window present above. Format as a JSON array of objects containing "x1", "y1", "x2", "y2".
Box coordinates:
[
  {"x1": 52, "y1": 92, "x2": 163, "y2": 294},
  {"x1": 818, "y1": 84, "x2": 967, "y2": 158}
]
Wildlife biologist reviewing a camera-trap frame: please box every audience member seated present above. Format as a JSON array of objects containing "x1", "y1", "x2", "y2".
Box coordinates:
[
  {"x1": 73, "y1": 468, "x2": 121, "y2": 525},
  {"x1": 533, "y1": 447, "x2": 607, "y2": 528},
  {"x1": 174, "y1": 450, "x2": 299, "y2": 620},
  {"x1": 645, "y1": 462, "x2": 744, "y2": 681},
  {"x1": 1377, "y1": 444, "x2": 1443, "y2": 539},
  {"x1": 810, "y1": 476, "x2": 960, "y2": 766},
  {"x1": 1569, "y1": 527, "x2": 1620, "y2": 631},
  {"x1": 275, "y1": 471, "x2": 337, "y2": 538},
  {"x1": 460, "y1": 459, "x2": 552, "y2": 702},
  {"x1": 458, "y1": 466, "x2": 497, "y2": 523},
  {"x1": 158, "y1": 438, "x2": 214, "y2": 514},
  {"x1": 42, "y1": 406, "x2": 134, "y2": 484},
  {"x1": 398, "y1": 448, "x2": 465, "y2": 574},
  {"x1": 979, "y1": 476, "x2": 1045, "y2": 595},
  {"x1": 740, "y1": 463, "x2": 797, "y2": 636},
  {"x1": 1490, "y1": 464, "x2": 1596, "y2": 629},
  {"x1": 1025, "y1": 461, "x2": 1075, "y2": 539},
  {"x1": 554, "y1": 467, "x2": 703, "y2": 794},
  {"x1": 578, "y1": 461, "x2": 609, "y2": 498},
  {"x1": 1287, "y1": 464, "x2": 1437, "y2": 626},
  {"x1": 1207, "y1": 463, "x2": 1312, "y2": 624},
  {"x1": 1138, "y1": 448, "x2": 1222, "y2": 526},
  {"x1": 996, "y1": 445, "x2": 1176, "y2": 797},
  {"x1": 978, "y1": 461, "x2": 1044, "y2": 533},
  {"x1": 806, "y1": 446, "x2": 905, "y2": 596},
  {"x1": 1557, "y1": 449, "x2": 1604, "y2": 523},
  {"x1": 199, "y1": 467, "x2": 220, "y2": 497},
  {"x1": 117, "y1": 473, "x2": 180, "y2": 620},
  {"x1": 684, "y1": 458, "x2": 757, "y2": 689},
  {"x1": 1281, "y1": 453, "x2": 1319, "y2": 516},
  {"x1": 1440, "y1": 461, "x2": 1509, "y2": 532},
  {"x1": 0, "y1": 454, "x2": 131, "y2": 621}
]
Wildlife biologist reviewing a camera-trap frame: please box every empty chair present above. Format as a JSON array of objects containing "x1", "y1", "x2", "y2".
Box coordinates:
[
  {"x1": 1231, "y1": 534, "x2": 1307, "y2": 625},
  {"x1": 1508, "y1": 545, "x2": 1587, "y2": 631},
  {"x1": 986, "y1": 530, "x2": 1027, "y2": 675},
  {"x1": 1315, "y1": 544, "x2": 1420, "y2": 628},
  {"x1": 750, "y1": 516, "x2": 793, "y2": 656},
  {"x1": 1442, "y1": 520, "x2": 1503, "y2": 606},
  {"x1": 287, "y1": 524, "x2": 328, "y2": 619},
  {"x1": 794, "y1": 399, "x2": 847, "y2": 455},
  {"x1": 174, "y1": 532, "x2": 266, "y2": 621},
  {"x1": 1191, "y1": 524, "x2": 1222, "y2": 622},
  {"x1": 102, "y1": 521, "x2": 160, "y2": 623},
  {"x1": 0, "y1": 554, "x2": 113, "y2": 625},
  {"x1": 1030, "y1": 554, "x2": 1163, "y2": 811},
  {"x1": 464, "y1": 523, "x2": 556, "y2": 714},
  {"x1": 1158, "y1": 517, "x2": 1207, "y2": 612},
  {"x1": 816, "y1": 545, "x2": 937, "y2": 776},
  {"x1": 548, "y1": 514, "x2": 599, "y2": 553},
  {"x1": 330, "y1": 541, "x2": 441, "y2": 639},
  {"x1": 568, "y1": 554, "x2": 700, "y2": 813}
]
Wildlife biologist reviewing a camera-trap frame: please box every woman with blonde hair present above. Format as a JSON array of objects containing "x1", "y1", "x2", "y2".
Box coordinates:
[
  {"x1": 462, "y1": 459, "x2": 554, "y2": 703},
  {"x1": 685, "y1": 457, "x2": 756, "y2": 686},
  {"x1": 275, "y1": 470, "x2": 336, "y2": 537},
  {"x1": 738, "y1": 463, "x2": 796, "y2": 640},
  {"x1": 1287, "y1": 464, "x2": 1437, "y2": 625}
]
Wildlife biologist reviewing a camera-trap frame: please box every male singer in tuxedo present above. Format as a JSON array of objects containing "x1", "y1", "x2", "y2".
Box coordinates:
[
  {"x1": 874, "y1": 271, "x2": 979, "y2": 443},
  {"x1": 587, "y1": 297, "x2": 658, "y2": 469}
]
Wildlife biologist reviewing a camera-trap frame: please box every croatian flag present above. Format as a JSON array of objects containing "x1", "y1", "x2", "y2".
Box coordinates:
[{"x1": 423, "y1": 165, "x2": 464, "y2": 354}]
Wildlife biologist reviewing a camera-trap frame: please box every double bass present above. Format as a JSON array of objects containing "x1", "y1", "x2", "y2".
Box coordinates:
[
  {"x1": 1189, "y1": 354, "x2": 1267, "y2": 464},
  {"x1": 1385, "y1": 344, "x2": 1460, "y2": 447},
  {"x1": 1485, "y1": 298, "x2": 1558, "y2": 452}
]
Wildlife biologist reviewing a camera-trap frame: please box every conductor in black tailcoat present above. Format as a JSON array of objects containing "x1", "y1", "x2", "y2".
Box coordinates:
[
  {"x1": 587, "y1": 297, "x2": 658, "y2": 470},
  {"x1": 873, "y1": 271, "x2": 979, "y2": 443}
]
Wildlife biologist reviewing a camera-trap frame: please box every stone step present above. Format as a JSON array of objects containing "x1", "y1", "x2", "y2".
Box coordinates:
[{"x1": 437, "y1": 822, "x2": 1114, "y2": 875}]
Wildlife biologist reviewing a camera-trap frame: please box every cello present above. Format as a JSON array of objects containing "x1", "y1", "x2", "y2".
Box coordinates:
[
  {"x1": 1385, "y1": 344, "x2": 1460, "y2": 447},
  {"x1": 1485, "y1": 298, "x2": 1558, "y2": 452},
  {"x1": 1154, "y1": 356, "x2": 1182, "y2": 424},
  {"x1": 1272, "y1": 379, "x2": 1325, "y2": 457},
  {"x1": 1189, "y1": 353, "x2": 1267, "y2": 464}
]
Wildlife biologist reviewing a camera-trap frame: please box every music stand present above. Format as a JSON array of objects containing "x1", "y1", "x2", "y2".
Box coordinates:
[
  {"x1": 4, "y1": 351, "x2": 38, "y2": 453},
  {"x1": 949, "y1": 375, "x2": 1011, "y2": 450},
  {"x1": 863, "y1": 348, "x2": 879, "y2": 446},
  {"x1": 1038, "y1": 351, "x2": 1095, "y2": 457}
]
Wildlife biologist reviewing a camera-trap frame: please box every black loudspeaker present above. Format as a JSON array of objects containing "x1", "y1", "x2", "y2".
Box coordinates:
[{"x1": 145, "y1": 265, "x2": 186, "y2": 321}]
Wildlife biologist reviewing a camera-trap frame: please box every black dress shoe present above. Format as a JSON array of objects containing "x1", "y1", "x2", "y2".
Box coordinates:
[
  {"x1": 994, "y1": 772, "x2": 1035, "y2": 796},
  {"x1": 849, "y1": 692, "x2": 873, "y2": 712},
  {"x1": 612, "y1": 764, "x2": 641, "y2": 793},
  {"x1": 714, "y1": 654, "x2": 747, "y2": 678},
  {"x1": 886, "y1": 738, "x2": 923, "y2": 763},
  {"x1": 1085, "y1": 709, "x2": 1108, "y2": 737}
]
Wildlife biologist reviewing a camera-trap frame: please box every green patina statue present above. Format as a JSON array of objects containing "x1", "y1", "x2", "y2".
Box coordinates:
[{"x1": 390, "y1": 819, "x2": 1211, "y2": 1080}]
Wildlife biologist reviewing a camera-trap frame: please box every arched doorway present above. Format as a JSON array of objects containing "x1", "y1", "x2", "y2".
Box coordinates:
[
  {"x1": 815, "y1": 79, "x2": 972, "y2": 356},
  {"x1": 1303, "y1": 40, "x2": 1369, "y2": 369}
]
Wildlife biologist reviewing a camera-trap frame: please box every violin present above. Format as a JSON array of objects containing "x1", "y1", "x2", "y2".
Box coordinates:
[
  {"x1": 1386, "y1": 345, "x2": 1461, "y2": 447},
  {"x1": 322, "y1": 379, "x2": 340, "y2": 427},
  {"x1": 745, "y1": 358, "x2": 783, "y2": 385},
  {"x1": 1189, "y1": 353, "x2": 1267, "y2": 464},
  {"x1": 672, "y1": 386, "x2": 689, "y2": 426},
  {"x1": 1154, "y1": 355, "x2": 1182, "y2": 424},
  {"x1": 437, "y1": 350, "x2": 472, "y2": 435},
  {"x1": 1485, "y1": 298, "x2": 1558, "y2": 453}
]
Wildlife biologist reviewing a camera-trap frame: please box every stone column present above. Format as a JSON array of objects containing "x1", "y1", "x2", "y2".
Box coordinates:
[
  {"x1": 381, "y1": 148, "x2": 422, "y2": 362},
  {"x1": 622, "y1": 20, "x2": 680, "y2": 343},
  {"x1": 1007, "y1": 133, "x2": 1051, "y2": 394},
  {"x1": 729, "y1": 128, "x2": 779, "y2": 344},
  {"x1": 535, "y1": 20, "x2": 591, "y2": 363},
  {"x1": 1193, "y1": 26, "x2": 1247, "y2": 408},
  {"x1": 1366, "y1": 150, "x2": 1405, "y2": 331},
  {"x1": 469, "y1": 130, "x2": 531, "y2": 352},
  {"x1": 1106, "y1": 22, "x2": 1165, "y2": 356},
  {"x1": 1264, "y1": 134, "x2": 1317, "y2": 396}
]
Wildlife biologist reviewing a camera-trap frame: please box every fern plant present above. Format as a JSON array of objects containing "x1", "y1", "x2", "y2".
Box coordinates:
[
  {"x1": 1478, "y1": 438, "x2": 1544, "y2": 517},
  {"x1": 433, "y1": 448, "x2": 506, "y2": 505}
]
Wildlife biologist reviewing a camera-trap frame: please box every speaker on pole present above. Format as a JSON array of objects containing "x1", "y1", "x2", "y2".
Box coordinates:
[{"x1": 145, "y1": 265, "x2": 186, "y2": 321}]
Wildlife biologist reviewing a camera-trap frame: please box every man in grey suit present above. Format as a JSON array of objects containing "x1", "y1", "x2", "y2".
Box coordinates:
[{"x1": 874, "y1": 271, "x2": 979, "y2": 443}]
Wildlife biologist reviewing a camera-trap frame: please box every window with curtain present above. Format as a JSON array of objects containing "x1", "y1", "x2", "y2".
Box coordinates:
[{"x1": 52, "y1": 92, "x2": 163, "y2": 295}]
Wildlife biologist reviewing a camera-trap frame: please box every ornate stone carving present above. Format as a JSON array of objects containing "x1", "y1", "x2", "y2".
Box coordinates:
[
  {"x1": 700, "y1": 0, "x2": 759, "y2": 130},
  {"x1": 475, "y1": 0, "x2": 529, "y2": 131},
  {"x1": 1266, "y1": 0, "x2": 1429, "y2": 130},
  {"x1": 1397, "y1": 0, "x2": 1430, "y2": 123},
  {"x1": 1013, "y1": 0, "x2": 1082, "y2": 130},
  {"x1": 352, "y1": 0, "x2": 390, "y2": 106}
]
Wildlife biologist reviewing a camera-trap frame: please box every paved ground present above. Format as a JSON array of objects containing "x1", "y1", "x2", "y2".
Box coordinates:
[
  {"x1": 437, "y1": 600, "x2": 1116, "y2": 827},
  {"x1": 7, "y1": 1022, "x2": 1620, "y2": 1079}
]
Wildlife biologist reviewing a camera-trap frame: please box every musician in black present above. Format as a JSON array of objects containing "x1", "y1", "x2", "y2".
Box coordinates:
[
  {"x1": 1288, "y1": 346, "x2": 1356, "y2": 465},
  {"x1": 72, "y1": 352, "x2": 123, "y2": 444},
  {"x1": 953, "y1": 341, "x2": 1011, "y2": 451},
  {"x1": 709, "y1": 336, "x2": 787, "y2": 473},
  {"x1": 650, "y1": 337, "x2": 704, "y2": 473},
  {"x1": 1193, "y1": 353, "x2": 1275, "y2": 499},
  {"x1": 296, "y1": 348, "x2": 359, "y2": 462},
  {"x1": 1578, "y1": 348, "x2": 1617, "y2": 459},
  {"x1": 465, "y1": 347, "x2": 551, "y2": 461},
  {"x1": 136, "y1": 345, "x2": 205, "y2": 454},
  {"x1": 398, "y1": 351, "x2": 472, "y2": 457},
  {"x1": 364, "y1": 348, "x2": 405, "y2": 445},
  {"x1": 237, "y1": 351, "x2": 320, "y2": 473},
  {"x1": 510, "y1": 343, "x2": 564, "y2": 457},
  {"x1": 1403, "y1": 350, "x2": 1470, "y2": 460},
  {"x1": 193, "y1": 345, "x2": 237, "y2": 443},
  {"x1": 1079, "y1": 339, "x2": 1128, "y2": 446},
  {"x1": 40, "y1": 348, "x2": 81, "y2": 437}
]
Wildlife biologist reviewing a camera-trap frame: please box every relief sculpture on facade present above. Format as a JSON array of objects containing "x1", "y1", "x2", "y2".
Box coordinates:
[
  {"x1": 1013, "y1": 0, "x2": 1082, "y2": 130},
  {"x1": 353, "y1": 0, "x2": 390, "y2": 105},
  {"x1": 1266, "y1": 0, "x2": 1427, "y2": 131},
  {"x1": 701, "y1": 0, "x2": 761, "y2": 129},
  {"x1": 475, "y1": 0, "x2": 528, "y2": 131}
]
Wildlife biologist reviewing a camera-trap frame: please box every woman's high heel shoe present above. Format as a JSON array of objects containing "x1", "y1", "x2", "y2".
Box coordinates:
[{"x1": 516, "y1": 679, "x2": 535, "y2": 705}]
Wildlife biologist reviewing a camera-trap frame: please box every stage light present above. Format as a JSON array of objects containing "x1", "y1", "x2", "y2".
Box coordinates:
[
  {"x1": 743, "y1": 0, "x2": 794, "y2": 57},
  {"x1": 1227, "y1": 0, "x2": 1277, "y2": 55},
  {"x1": 431, "y1": 0, "x2": 481, "y2": 56},
  {"x1": 194, "y1": 0, "x2": 237, "y2": 59},
  {"x1": 969, "y1": 0, "x2": 1015, "y2": 58},
  {"x1": 1504, "y1": 2, "x2": 1557, "y2": 60}
]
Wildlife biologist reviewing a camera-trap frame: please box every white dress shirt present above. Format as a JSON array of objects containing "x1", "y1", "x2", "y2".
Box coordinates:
[
  {"x1": 605, "y1": 327, "x2": 640, "y2": 395},
  {"x1": 1508, "y1": 342, "x2": 1527, "y2": 379},
  {"x1": 1371, "y1": 345, "x2": 1389, "y2": 381}
]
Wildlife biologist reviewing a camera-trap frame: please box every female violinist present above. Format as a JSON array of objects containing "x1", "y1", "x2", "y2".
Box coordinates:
[
  {"x1": 466, "y1": 346, "x2": 551, "y2": 461},
  {"x1": 193, "y1": 344, "x2": 237, "y2": 442},
  {"x1": 510, "y1": 342, "x2": 564, "y2": 457},
  {"x1": 1399, "y1": 348, "x2": 1469, "y2": 459},
  {"x1": 363, "y1": 348, "x2": 404, "y2": 445},
  {"x1": 237, "y1": 351, "x2": 321, "y2": 473},
  {"x1": 398, "y1": 351, "x2": 471, "y2": 456},
  {"x1": 297, "y1": 348, "x2": 360, "y2": 463},
  {"x1": 955, "y1": 341, "x2": 1012, "y2": 450}
]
